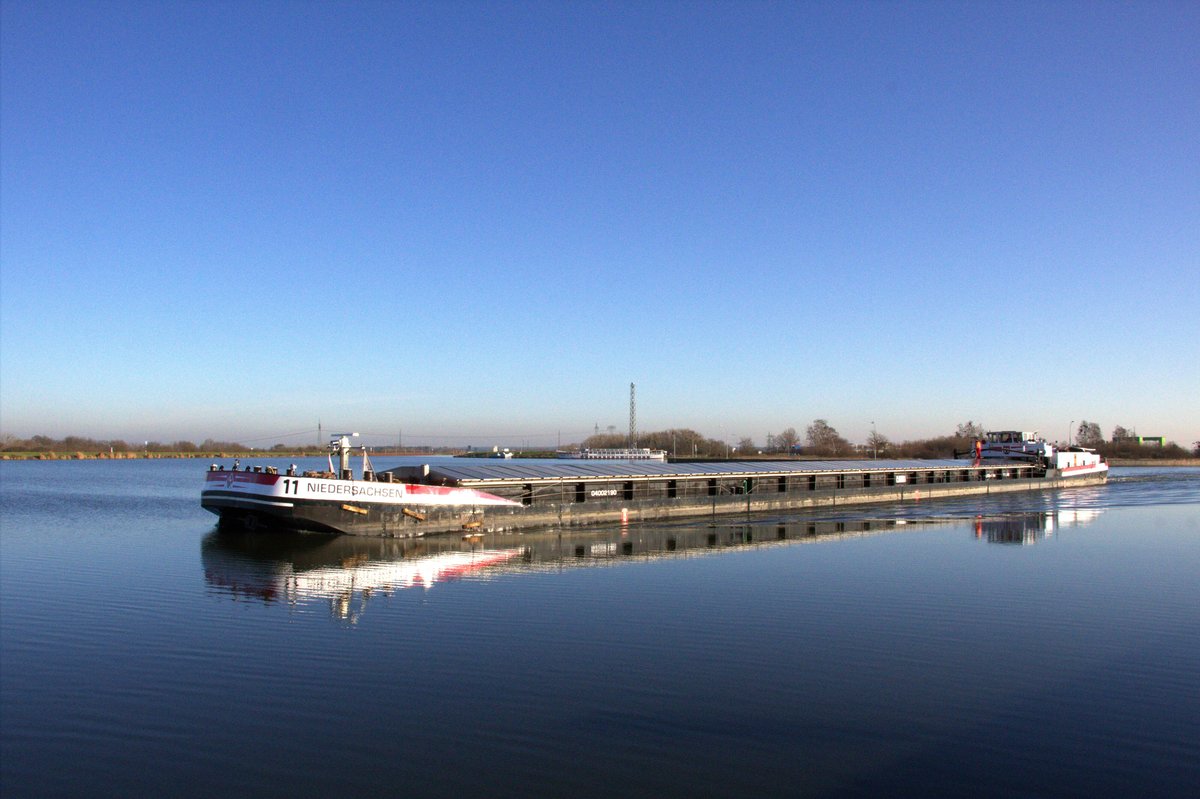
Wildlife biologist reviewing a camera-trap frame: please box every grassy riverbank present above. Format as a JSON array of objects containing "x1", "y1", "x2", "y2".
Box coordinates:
[{"x1": 0, "y1": 451, "x2": 249, "y2": 460}]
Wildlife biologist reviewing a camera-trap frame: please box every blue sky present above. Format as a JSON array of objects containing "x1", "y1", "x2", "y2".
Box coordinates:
[{"x1": 2, "y1": 1, "x2": 1197, "y2": 449}]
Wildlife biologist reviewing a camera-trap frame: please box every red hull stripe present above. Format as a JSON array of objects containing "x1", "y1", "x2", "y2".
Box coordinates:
[{"x1": 1062, "y1": 463, "x2": 1106, "y2": 473}]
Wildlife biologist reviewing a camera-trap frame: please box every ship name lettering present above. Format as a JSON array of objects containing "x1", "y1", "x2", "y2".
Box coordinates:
[{"x1": 302, "y1": 481, "x2": 405, "y2": 500}]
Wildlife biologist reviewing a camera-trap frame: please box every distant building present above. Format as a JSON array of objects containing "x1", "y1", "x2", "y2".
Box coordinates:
[{"x1": 1113, "y1": 435, "x2": 1165, "y2": 447}]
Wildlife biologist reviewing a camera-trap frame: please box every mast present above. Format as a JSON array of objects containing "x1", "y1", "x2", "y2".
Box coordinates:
[{"x1": 330, "y1": 432, "x2": 359, "y2": 479}]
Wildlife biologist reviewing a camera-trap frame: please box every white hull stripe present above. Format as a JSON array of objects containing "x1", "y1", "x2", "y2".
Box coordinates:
[{"x1": 202, "y1": 473, "x2": 519, "y2": 508}]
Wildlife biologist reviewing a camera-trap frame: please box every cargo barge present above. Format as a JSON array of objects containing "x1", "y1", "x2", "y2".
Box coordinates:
[{"x1": 202, "y1": 432, "x2": 1107, "y2": 537}]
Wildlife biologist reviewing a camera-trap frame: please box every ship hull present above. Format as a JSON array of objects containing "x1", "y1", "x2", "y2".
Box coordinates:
[
  {"x1": 203, "y1": 466, "x2": 1108, "y2": 538},
  {"x1": 201, "y1": 469, "x2": 519, "y2": 536}
]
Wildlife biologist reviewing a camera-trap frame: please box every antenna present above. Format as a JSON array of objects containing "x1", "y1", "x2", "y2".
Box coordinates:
[{"x1": 629, "y1": 382, "x2": 637, "y2": 447}]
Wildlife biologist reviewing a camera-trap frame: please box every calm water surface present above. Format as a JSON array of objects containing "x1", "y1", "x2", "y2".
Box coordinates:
[{"x1": 2, "y1": 461, "x2": 1198, "y2": 797}]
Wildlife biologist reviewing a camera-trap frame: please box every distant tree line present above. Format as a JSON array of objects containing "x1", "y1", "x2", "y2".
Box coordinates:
[
  {"x1": 581, "y1": 428, "x2": 733, "y2": 458},
  {"x1": 585, "y1": 420, "x2": 968, "y2": 459},
  {"x1": 7, "y1": 421, "x2": 1197, "y2": 459},
  {"x1": 606, "y1": 418, "x2": 1198, "y2": 460},
  {"x1": 853, "y1": 420, "x2": 1195, "y2": 459},
  {"x1": 870, "y1": 420, "x2": 1195, "y2": 459},
  {"x1": 0, "y1": 435, "x2": 258, "y2": 454},
  {"x1": 1072, "y1": 421, "x2": 1196, "y2": 459}
]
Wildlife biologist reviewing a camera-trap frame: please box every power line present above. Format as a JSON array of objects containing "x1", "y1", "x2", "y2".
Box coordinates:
[
  {"x1": 236, "y1": 428, "x2": 597, "y2": 446},
  {"x1": 240, "y1": 428, "x2": 320, "y2": 443},
  {"x1": 357, "y1": 430, "x2": 593, "y2": 442}
]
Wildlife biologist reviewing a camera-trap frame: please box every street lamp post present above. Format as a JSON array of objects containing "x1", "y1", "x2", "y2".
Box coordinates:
[{"x1": 1069, "y1": 421, "x2": 1074, "y2": 447}]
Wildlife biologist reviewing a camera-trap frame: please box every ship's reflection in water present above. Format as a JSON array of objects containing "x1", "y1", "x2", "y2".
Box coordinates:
[
  {"x1": 974, "y1": 508, "x2": 1103, "y2": 545},
  {"x1": 203, "y1": 508, "x2": 1103, "y2": 619},
  {"x1": 201, "y1": 533, "x2": 526, "y2": 621}
]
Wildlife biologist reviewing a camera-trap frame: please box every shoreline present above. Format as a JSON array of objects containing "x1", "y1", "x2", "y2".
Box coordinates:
[{"x1": 3, "y1": 452, "x2": 1196, "y2": 468}]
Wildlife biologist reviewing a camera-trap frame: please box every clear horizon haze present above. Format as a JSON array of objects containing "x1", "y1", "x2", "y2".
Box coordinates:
[{"x1": 2, "y1": 1, "x2": 1197, "y2": 450}]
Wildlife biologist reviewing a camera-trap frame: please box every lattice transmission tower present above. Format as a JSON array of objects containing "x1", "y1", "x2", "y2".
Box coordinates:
[{"x1": 629, "y1": 382, "x2": 638, "y2": 447}]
